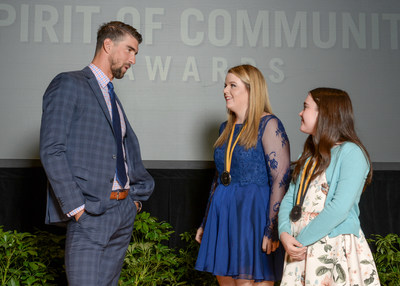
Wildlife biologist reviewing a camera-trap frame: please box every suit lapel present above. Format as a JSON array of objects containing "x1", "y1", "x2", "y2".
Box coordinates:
[
  {"x1": 115, "y1": 96, "x2": 129, "y2": 124},
  {"x1": 82, "y1": 67, "x2": 113, "y2": 127}
]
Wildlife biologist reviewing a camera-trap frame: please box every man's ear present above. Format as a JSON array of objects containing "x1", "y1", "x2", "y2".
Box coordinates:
[{"x1": 103, "y1": 38, "x2": 113, "y2": 54}]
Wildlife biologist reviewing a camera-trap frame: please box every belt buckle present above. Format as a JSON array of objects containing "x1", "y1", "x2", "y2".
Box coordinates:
[{"x1": 116, "y1": 191, "x2": 120, "y2": 200}]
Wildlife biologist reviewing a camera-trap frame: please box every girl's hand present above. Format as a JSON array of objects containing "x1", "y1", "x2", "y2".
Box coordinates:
[
  {"x1": 262, "y1": 236, "x2": 280, "y2": 254},
  {"x1": 195, "y1": 227, "x2": 204, "y2": 244},
  {"x1": 280, "y1": 232, "x2": 307, "y2": 261}
]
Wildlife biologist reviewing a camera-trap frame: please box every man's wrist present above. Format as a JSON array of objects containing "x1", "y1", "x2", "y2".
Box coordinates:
[{"x1": 67, "y1": 204, "x2": 85, "y2": 217}]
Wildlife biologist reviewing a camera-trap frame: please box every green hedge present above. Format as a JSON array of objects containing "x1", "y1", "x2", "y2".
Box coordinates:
[
  {"x1": 0, "y1": 227, "x2": 64, "y2": 285},
  {"x1": 0, "y1": 212, "x2": 217, "y2": 286},
  {"x1": 1, "y1": 213, "x2": 399, "y2": 285},
  {"x1": 368, "y1": 233, "x2": 400, "y2": 286}
]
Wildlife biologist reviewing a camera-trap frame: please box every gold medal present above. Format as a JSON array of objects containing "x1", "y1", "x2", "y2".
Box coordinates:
[
  {"x1": 289, "y1": 205, "x2": 302, "y2": 222},
  {"x1": 220, "y1": 171, "x2": 231, "y2": 186}
]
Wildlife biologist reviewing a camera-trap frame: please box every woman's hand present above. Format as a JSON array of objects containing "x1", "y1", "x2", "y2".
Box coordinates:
[
  {"x1": 195, "y1": 227, "x2": 204, "y2": 244},
  {"x1": 262, "y1": 236, "x2": 279, "y2": 254},
  {"x1": 280, "y1": 232, "x2": 307, "y2": 261}
]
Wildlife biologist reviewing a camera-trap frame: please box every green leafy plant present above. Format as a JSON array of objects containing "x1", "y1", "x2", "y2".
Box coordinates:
[
  {"x1": 0, "y1": 226, "x2": 63, "y2": 285},
  {"x1": 0, "y1": 213, "x2": 220, "y2": 286},
  {"x1": 119, "y1": 212, "x2": 218, "y2": 286},
  {"x1": 178, "y1": 231, "x2": 218, "y2": 286},
  {"x1": 368, "y1": 233, "x2": 400, "y2": 285},
  {"x1": 32, "y1": 230, "x2": 65, "y2": 284},
  {"x1": 119, "y1": 212, "x2": 186, "y2": 285}
]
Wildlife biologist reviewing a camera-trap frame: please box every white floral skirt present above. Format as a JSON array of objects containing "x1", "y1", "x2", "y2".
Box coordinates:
[{"x1": 280, "y1": 173, "x2": 380, "y2": 286}]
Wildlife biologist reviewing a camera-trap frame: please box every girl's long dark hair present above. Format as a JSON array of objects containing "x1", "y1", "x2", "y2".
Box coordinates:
[{"x1": 292, "y1": 88, "x2": 372, "y2": 187}]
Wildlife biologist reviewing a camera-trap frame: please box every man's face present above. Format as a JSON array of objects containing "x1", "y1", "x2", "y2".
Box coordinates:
[{"x1": 109, "y1": 34, "x2": 139, "y2": 79}]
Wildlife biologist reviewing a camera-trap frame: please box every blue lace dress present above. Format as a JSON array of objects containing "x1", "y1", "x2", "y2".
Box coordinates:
[{"x1": 195, "y1": 115, "x2": 291, "y2": 282}]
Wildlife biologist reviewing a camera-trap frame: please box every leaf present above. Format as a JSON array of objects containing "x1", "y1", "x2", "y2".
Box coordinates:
[
  {"x1": 335, "y1": 263, "x2": 346, "y2": 282},
  {"x1": 317, "y1": 255, "x2": 334, "y2": 264},
  {"x1": 360, "y1": 259, "x2": 372, "y2": 265},
  {"x1": 364, "y1": 276, "x2": 375, "y2": 285},
  {"x1": 316, "y1": 266, "x2": 330, "y2": 276},
  {"x1": 10, "y1": 278, "x2": 19, "y2": 286},
  {"x1": 26, "y1": 276, "x2": 37, "y2": 284},
  {"x1": 324, "y1": 244, "x2": 333, "y2": 252}
]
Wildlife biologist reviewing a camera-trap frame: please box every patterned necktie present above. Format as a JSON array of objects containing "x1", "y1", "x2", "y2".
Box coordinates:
[{"x1": 107, "y1": 81, "x2": 127, "y2": 188}]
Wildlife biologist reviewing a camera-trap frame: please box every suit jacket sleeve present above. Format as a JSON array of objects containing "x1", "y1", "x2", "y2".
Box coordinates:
[
  {"x1": 124, "y1": 119, "x2": 155, "y2": 202},
  {"x1": 40, "y1": 73, "x2": 85, "y2": 214}
]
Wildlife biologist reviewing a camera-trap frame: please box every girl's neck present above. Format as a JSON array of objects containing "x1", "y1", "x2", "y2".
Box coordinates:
[{"x1": 235, "y1": 111, "x2": 246, "y2": 124}]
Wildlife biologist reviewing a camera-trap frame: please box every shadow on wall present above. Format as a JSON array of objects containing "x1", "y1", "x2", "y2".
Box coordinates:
[{"x1": 200, "y1": 118, "x2": 221, "y2": 160}]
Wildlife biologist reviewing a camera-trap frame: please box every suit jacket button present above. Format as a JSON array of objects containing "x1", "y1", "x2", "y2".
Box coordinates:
[
  {"x1": 110, "y1": 178, "x2": 114, "y2": 183},
  {"x1": 112, "y1": 155, "x2": 117, "y2": 159}
]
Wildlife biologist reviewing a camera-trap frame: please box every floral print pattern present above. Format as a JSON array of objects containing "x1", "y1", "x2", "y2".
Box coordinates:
[{"x1": 281, "y1": 172, "x2": 380, "y2": 286}]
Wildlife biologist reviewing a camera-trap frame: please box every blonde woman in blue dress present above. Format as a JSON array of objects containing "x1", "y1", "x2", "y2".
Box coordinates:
[
  {"x1": 278, "y1": 88, "x2": 380, "y2": 285},
  {"x1": 195, "y1": 65, "x2": 290, "y2": 285}
]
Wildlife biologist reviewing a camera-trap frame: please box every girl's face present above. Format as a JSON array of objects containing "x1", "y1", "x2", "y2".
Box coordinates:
[
  {"x1": 299, "y1": 93, "x2": 319, "y2": 135},
  {"x1": 223, "y1": 73, "x2": 249, "y2": 116}
]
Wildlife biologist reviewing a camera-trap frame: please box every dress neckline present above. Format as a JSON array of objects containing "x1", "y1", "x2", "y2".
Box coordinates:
[{"x1": 235, "y1": 114, "x2": 274, "y2": 127}]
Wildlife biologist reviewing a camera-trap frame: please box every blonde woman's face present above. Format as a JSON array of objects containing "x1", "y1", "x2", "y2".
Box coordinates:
[
  {"x1": 223, "y1": 73, "x2": 249, "y2": 116},
  {"x1": 299, "y1": 94, "x2": 319, "y2": 135}
]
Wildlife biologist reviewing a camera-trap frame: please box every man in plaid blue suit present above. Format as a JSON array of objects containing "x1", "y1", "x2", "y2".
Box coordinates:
[{"x1": 40, "y1": 21, "x2": 154, "y2": 285}]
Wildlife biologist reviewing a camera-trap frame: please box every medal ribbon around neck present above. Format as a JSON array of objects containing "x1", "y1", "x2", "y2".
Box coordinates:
[
  {"x1": 225, "y1": 122, "x2": 247, "y2": 173},
  {"x1": 221, "y1": 122, "x2": 247, "y2": 186},
  {"x1": 296, "y1": 158, "x2": 318, "y2": 206},
  {"x1": 290, "y1": 157, "x2": 318, "y2": 222}
]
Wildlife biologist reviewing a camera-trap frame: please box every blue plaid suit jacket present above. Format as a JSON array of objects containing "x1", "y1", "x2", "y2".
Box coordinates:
[{"x1": 40, "y1": 66, "x2": 154, "y2": 224}]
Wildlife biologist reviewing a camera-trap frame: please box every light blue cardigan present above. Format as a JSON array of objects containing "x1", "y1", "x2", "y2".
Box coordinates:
[{"x1": 278, "y1": 142, "x2": 370, "y2": 246}]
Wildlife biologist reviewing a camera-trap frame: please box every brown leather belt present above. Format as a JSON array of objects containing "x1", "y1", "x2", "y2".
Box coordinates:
[{"x1": 110, "y1": 190, "x2": 129, "y2": 200}]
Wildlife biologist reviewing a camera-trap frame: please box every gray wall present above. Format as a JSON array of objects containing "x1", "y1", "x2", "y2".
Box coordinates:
[{"x1": 0, "y1": 0, "x2": 399, "y2": 163}]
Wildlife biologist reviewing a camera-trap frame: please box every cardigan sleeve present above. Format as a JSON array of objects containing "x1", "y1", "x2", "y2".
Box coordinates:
[
  {"x1": 295, "y1": 143, "x2": 369, "y2": 246},
  {"x1": 278, "y1": 179, "x2": 297, "y2": 237}
]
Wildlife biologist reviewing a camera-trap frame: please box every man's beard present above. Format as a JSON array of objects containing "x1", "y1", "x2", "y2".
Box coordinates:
[
  {"x1": 111, "y1": 65, "x2": 125, "y2": 79},
  {"x1": 110, "y1": 57, "x2": 129, "y2": 79}
]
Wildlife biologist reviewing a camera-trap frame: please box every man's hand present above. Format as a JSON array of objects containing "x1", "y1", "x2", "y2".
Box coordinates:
[{"x1": 74, "y1": 209, "x2": 85, "y2": 222}]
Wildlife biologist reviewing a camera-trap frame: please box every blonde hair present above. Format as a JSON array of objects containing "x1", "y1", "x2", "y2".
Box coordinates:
[{"x1": 214, "y1": 65, "x2": 272, "y2": 149}]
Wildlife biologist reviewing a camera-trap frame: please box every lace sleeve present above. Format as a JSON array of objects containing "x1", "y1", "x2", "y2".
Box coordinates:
[
  {"x1": 262, "y1": 117, "x2": 291, "y2": 241},
  {"x1": 200, "y1": 122, "x2": 225, "y2": 228}
]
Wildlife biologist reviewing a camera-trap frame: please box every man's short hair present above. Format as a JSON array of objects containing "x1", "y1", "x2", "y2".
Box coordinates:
[{"x1": 95, "y1": 21, "x2": 142, "y2": 54}]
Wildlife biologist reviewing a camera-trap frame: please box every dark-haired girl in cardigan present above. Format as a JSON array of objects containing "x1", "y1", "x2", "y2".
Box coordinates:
[{"x1": 278, "y1": 88, "x2": 380, "y2": 285}]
